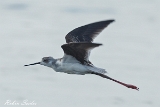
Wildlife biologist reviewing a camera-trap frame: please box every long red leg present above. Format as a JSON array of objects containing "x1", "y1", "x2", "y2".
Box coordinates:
[{"x1": 91, "y1": 72, "x2": 139, "y2": 90}]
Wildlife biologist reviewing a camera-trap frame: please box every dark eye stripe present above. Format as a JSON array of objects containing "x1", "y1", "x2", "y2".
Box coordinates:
[
  {"x1": 44, "y1": 59, "x2": 46, "y2": 62},
  {"x1": 42, "y1": 58, "x2": 48, "y2": 62}
]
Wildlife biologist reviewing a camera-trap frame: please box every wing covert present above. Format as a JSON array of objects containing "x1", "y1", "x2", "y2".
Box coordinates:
[{"x1": 61, "y1": 43, "x2": 102, "y2": 65}]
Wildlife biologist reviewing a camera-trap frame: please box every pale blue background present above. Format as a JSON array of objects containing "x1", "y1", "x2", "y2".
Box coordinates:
[{"x1": 0, "y1": 0, "x2": 159, "y2": 107}]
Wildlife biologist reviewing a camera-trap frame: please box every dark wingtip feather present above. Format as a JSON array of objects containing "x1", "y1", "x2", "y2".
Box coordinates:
[
  {"x1": 107, "y1": 19, "x2": 115, "y2": 22},
  {"x1": 104, "y1": 19, "x2": 115, "y2": 24},
  {"x1": 110, "y1": 19, "x2": 115, "y2": 22},
  {"x1": 93, "y1": 43, "x2": 103, "y2": 47}
]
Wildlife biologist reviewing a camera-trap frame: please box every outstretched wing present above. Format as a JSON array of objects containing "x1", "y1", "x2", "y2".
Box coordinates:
[
  {"x1": 65, "y1": 20, "x2": 115, "y2": 43},
  {"x1": 61, "y1": 43, "x2": 102, "y2": 65}
]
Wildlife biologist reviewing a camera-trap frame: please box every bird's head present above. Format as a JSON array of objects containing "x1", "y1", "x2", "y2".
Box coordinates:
[{"x1": 24, "y1": 56, "x2": 55, "y2": 68}]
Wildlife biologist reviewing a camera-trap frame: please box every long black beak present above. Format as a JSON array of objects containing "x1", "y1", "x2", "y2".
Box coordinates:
[{"x1": 24, "y1": 62, "x2": 40, "y2": 66}]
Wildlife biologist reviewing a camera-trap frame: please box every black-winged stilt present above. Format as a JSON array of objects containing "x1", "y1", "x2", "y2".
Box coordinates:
[{"x1": 25, "y1": 20, "x2": 139, "y2": 90}]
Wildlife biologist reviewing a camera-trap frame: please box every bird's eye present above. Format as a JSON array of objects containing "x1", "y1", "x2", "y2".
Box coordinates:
[{"x1": 43, "y1": 59, "x2": 48, "y2": 62}]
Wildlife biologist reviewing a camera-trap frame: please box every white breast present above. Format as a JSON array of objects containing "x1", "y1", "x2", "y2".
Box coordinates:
[{"x1": 52, "y1": 58, "x2": 89, "y2": 75}]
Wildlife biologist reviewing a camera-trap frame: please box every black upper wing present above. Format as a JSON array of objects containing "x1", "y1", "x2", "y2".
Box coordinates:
[
  {"x1": 65, "y1": 20, "x2": 115, "y2": 43},
  {"x1": 61, "y1": 43, "x2": 102, "y2": 65}
]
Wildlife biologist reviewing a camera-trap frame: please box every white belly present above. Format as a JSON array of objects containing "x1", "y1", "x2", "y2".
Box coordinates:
[{"x1": 53, "y1": 62, "x2": 89, "y2": 75}]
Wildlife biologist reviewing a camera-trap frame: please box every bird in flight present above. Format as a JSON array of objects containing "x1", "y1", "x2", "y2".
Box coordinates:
[{"x1": 25, "y1": 20, "x2": 139, "y2": 90}]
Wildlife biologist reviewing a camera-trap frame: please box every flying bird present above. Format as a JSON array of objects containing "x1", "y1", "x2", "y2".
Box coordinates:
[{"x1": 25, "y1": 20, "x2": 139, "y2": 90}]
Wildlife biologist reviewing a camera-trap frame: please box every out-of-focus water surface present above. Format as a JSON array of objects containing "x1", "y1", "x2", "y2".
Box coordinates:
[{"x1": 0, "y1": 0, "x2": 160, "y2": 107}]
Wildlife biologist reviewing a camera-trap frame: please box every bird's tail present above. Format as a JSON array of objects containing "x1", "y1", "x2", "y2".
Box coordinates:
[{"x1": 85, "y1": 66, "x2": 107, "y2": 74}]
